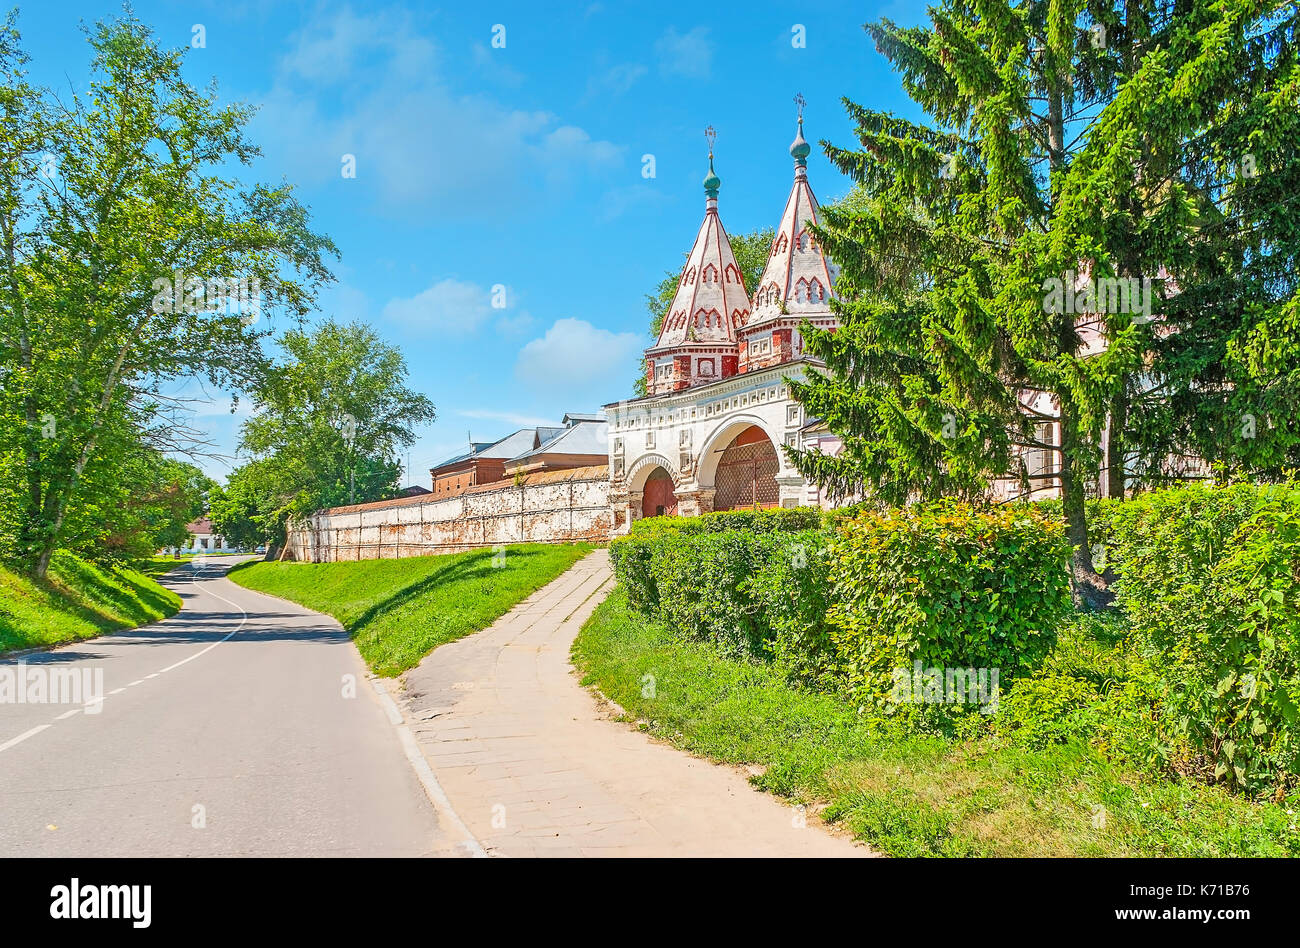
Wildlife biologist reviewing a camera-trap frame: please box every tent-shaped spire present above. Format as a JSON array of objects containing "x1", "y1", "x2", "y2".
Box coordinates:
[
  {"x1": 749, "y1": 111, "x2": 838, "y2": 323},
  {"x1": 653, "y1": 140, "x2": 751, "y2": 350}
]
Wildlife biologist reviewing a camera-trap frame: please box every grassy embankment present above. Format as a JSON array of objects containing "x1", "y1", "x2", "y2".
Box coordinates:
[
  {"x1": 229, "y1": 543, "x2": 593, "y2": 676},
  {"x1": 0, "y1": 552, "x2": 183, "y2": 652},
  {"x1": 573, "y1": 587, "x2": 1299, "y2": 857}
]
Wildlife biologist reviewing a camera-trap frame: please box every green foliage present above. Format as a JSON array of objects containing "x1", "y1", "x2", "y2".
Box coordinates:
[
  {"x1": 0, "y1": 12, "x2": 335, "y2": 576},
  {"x1": 218, "y1": 319, "x2": 436, "y2": 544},
  {"x1": 613, "y1": 506, "x2": 826, "y2": 614},
  {"x1": 648, "y1": 527, "x2": 769, "y2": 658},
  {"x1": 788, "y1": 1, "x2": 1299, "y2": 599},
  {"x1": 628, "y1": 504, "x2": 824, "y2": 537},
  {"x1": 574, "y1": 587, "x2": 1299, "y2": 856},
  {"x1": 0, "y1": 550, "x2": 181, "y2": 651},
  {"x1": 827, "y1": 502, "x2": 1073, "y2": 706},
  {"x1": 1104, "y1": 484, "x2": 1300, "y2": 794},
  {"x1": 614, "y1": 502, "x2": 1072, "y2": 704},
  {"x1": 229, "y1": 543, "x2": 591, "y2": 676},
  {"x1": 745, "y1": 528, "x2": 840, "y2": 689},
  {"x1": 993, "y1": 672, "x2": 1106, "y2": 749},
  {"x1": 208, "y1": 458, "x2": 286, "y2": 549}
]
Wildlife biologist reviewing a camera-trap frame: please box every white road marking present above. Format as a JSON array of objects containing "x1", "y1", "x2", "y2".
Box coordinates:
[
  {"x1": 153, "y1": 562, "x2": 249, "y2": 675},
  {"x1": 54, "y1": 710, "x2": 79, "y2": 721},
  {"x1": 0, "y1": 725, "x2": 51, "y2": 754},
  {"x1": 371, "y1": 679, "x2": 488, "y2": 858},
  {"x1": 0, "y1": 559, "x2": 251, "y2": 755}
]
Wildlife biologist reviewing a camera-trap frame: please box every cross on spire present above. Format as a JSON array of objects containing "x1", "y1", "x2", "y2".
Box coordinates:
[
  {"x1": 794, "y1": 93, "x2": 806, "y2": 122},
  {"x1": 704, "y1": 125, "x2": 717, "y2": 157}
]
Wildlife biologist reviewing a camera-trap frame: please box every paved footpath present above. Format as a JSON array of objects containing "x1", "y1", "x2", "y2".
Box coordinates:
[{"x1": 394, "y1": 549, "x2": 866, "y2": 857}]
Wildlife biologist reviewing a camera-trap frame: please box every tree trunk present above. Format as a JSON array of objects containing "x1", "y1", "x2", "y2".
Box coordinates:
[
  {"x1": 1106, "y1": 382, "x2": 1128, "y2": 500},
  {"x1": 1059, "y1": 398, "x2": 1112, "y2": 609}
]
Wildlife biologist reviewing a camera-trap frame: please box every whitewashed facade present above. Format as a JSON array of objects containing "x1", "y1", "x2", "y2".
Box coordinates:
[{"x1": 607, "y1": 115, "x2": 844, "y2": 533}]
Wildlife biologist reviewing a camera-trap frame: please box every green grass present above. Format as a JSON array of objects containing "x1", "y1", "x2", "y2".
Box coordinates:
[
  {"x1": 0, "y1": 552, "x2": 183, "y2": 652},
  {"x1": 573, "y1": 587, "x2": 1300, "y2": 857},
  {"x1": 138, "y1": 554, "x2": 196, "y2": 580},
  {"x1": 228, "y1": 543, "x2": 593, "y2": 676}
]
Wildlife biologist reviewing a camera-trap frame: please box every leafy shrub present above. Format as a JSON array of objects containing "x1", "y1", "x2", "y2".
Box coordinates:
[
  {"x1": 649, "y1": 527, "x2": 768, "y2": 657},
  {"x1": 826, "y1": 501, "x2": 1072, "y2": 707},
  {"x1": 614, "y1": 506, "x2": 827, "y2": 616},
  {"x1": 992, "y1": 673, "x2": 1102, "y2": 747},
  {"x1": 609, "y1": 532, "x2": 661, "y2": 612},
  {"x1": 1106, "y1": 485, "x2": 1300, "y2": 794},
  {"x1": 627, "y1": 505, "x2": 824, "y2": 537},
  {"x1": 1104, "y1": 483, "x2": 1280, "y2": 592},
  {"x1": 744, "y1": 529, "x2": 840, "y2": 688}
]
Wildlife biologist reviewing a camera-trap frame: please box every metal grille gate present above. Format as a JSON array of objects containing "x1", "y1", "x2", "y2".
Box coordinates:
[{"x1": 713, "y1": 434, "x2": 780, "y2": 511}]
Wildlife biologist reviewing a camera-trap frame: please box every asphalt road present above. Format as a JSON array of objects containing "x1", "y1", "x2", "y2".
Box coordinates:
[{"x1": 0, "y1": 556, "x2": 452, "y2": 857}]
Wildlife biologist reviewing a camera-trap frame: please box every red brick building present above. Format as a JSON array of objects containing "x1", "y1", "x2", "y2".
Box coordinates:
[{"x1": 430, "y1": 414, "x2": 607, "y2": 497}]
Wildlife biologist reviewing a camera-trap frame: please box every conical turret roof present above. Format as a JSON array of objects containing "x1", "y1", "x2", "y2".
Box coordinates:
[
  {"x1": 749, "y1": 115, "x2": 838, "y2": 323},
  {"x1": 654, "y1": 153, "x2": 751, "y2": 349}
]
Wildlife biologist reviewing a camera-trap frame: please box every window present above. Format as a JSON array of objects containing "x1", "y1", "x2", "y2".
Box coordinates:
[{"x1": 646, "y1": 429, "x2": 655, "y2": 449}]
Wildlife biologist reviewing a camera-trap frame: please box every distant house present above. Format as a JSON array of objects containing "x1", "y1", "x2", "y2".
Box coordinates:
[
  {"x1": 399, "y1": 485, "x2": 431, "y2": 497},
  {"x1": 429, "y1": 413, "x2": 607, "y2": 498},
  {"x1": 168, "y1": 518, "x2": 233, "y2": 554}
]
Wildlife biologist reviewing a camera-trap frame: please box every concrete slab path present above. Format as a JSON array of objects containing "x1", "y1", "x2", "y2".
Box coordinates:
[{"x1": 394, "y1": 549, "x2": 867, "y2": 857}]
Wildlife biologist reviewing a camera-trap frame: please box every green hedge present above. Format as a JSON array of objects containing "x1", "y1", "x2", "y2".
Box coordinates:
[
  {"x1": 612, "y1": 501, "x2": 1072, "y2": 702},
  {"x1": 827, "y1": 502, "x2": 1072, "y2": 708},
  {"x1": 1102, "y1": 484, "x2": 1300, "y2": 793},
  {"x1": 612, "y1": 484, "x2": 1300, "y2": 796}
]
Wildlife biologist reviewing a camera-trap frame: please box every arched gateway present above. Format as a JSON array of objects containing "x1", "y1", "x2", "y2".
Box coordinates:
[
  {"x1": 711, "y1": 425, "x2": 780, "y2": 511},
  {"x1": 641, "y1": 467, "x2": 678, "y2": 518}
]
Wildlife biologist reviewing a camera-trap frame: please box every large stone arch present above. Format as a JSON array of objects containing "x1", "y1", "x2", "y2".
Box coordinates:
[{"x1": 695, "y1": 414, "x2": 784, "y2": 489}]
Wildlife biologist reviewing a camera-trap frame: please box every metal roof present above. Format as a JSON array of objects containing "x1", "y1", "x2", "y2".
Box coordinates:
[{"x1": 507, "y1": 418, "x2": 609, "y2": 464}]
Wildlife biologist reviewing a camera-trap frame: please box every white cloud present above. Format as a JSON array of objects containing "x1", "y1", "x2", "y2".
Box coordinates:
[
  {"x1": 459, "y1": 409, "x2": 559, "y2": 428},
  {"x1": 496, "y1": 310, "x2": 536, "y2": 335},
  {"x1": 381, "y1": 279, "x2": 494, "y2": 332},
  {"x1": 586, "y1": 62, "x2": 647, "y2": 99},
  {"x1": 514, "y1": 318, "x2": 641, "y2": 392},
  {"x1": 471, "y1": 43, "x2": 525, "y2": 86},
  {"x1": 279, "y1": 8, "x2": 435, "y2": 84},
  {"x1": 255, "y1": 8, "x2": 624, "y2": 216},
  {"x1": 655, "y1": 27, "x2": 713, "y2": 79}
]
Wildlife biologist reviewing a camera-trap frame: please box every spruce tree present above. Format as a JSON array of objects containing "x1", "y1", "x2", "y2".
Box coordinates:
[{"x1": 790, "y1": 0, "x2": 1297, "y2": 603}]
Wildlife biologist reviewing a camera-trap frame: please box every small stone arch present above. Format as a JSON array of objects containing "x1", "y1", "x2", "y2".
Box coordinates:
[{"x1": 626, "y1": 453, "x2": 680, "y2": 491}]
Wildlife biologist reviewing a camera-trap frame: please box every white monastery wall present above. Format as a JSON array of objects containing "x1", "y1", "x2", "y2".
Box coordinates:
[{"x1": 285, "y1": 466, "x2": 610, "y2": 562}]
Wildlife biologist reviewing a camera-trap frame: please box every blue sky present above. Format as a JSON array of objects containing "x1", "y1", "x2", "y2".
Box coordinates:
[{"x1": 17, "y1": 0, "x2": 927, "y2": 483}]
